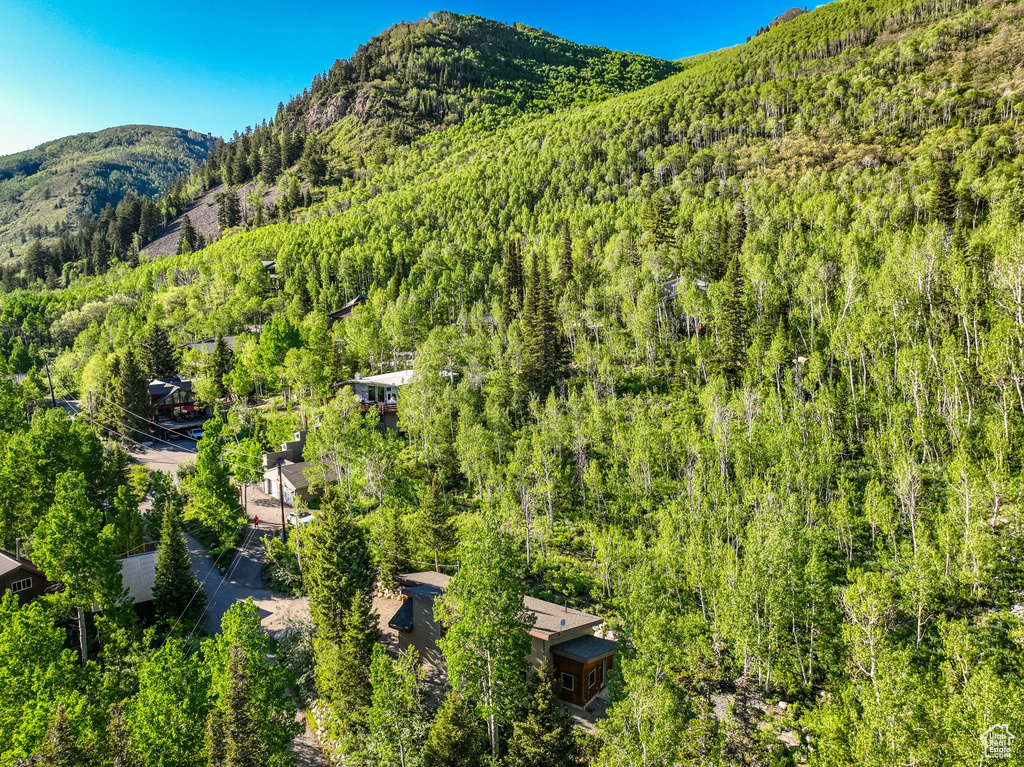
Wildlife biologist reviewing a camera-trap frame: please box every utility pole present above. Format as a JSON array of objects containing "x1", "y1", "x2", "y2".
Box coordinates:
[
  {"x1": 42, "y1": 357, "x2": 56, "y2": 409},
  {"x1": 277, "y1": 458, "x2": 287, "y2": 542}
]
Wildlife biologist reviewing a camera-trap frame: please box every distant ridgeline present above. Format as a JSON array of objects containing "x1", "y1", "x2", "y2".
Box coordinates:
[
  {"x1": 4, "y1": 12, "x2": 683, "y2": 288},
  {"x1": 0, "y1": 126, "x2": 216, "y2": 272}
]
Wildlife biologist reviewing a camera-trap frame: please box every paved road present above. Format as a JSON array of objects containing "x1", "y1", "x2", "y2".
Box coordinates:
[{"x1": 135, "y1": 444, "x2": 329, "y2": 767}]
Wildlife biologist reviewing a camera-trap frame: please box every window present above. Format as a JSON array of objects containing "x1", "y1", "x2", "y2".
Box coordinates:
[
  {"x1": 11, "y1": 577, "x2": 31, "y2": 593},
  {"x1": 560, "y1": 672, "x2": 574, "y2": 691},
  {"x1": 589, "y1": 666, "x2": 604, "y2": 689}
]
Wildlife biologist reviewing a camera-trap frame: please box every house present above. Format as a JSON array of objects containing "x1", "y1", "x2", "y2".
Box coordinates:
[
  {"x1": 327, "y1": 295, "x2": 368, "y2": 328},
  {"x1": 118, "y1": 551, "x2": 159, "y2": 618},
  {"x1": 0, "y1": 548, "x2": 50, "y2": 603},
  {"x1": 342, "y1": 370, "x2": 416, "y2": 430},
  {"x1": 149, "y1": 376, "x2": 198, "y2": 420},
  {"x1": 261, "y1": 430, "x2": 337, "y2": 506},
  {"x1": 662, "y1": 276, "x2": 709, "y2": 336},
  {"x1": 177, "y1": 336, "x2": 237, "y2": 354},
  {"x1": 388, "y1": 572, "x2": 618, "y2": 708}
]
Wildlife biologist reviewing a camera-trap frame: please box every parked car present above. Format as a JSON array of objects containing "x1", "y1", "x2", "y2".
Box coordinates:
[
  {"x1": 186, "y1": 428, "x2": 203, "y2": 440},
  {"x1": 286, "y1": 512, "x2": 315, "y2": 527}
]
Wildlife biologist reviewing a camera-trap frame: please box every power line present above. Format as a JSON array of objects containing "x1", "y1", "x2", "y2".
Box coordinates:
[{"x1": 89, "y1": 389, "x2": 202, "y2": 446}]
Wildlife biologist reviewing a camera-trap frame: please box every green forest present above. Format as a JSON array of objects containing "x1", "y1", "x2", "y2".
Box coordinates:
[{"x1": 2, "y1": 1, "x2": 1024, "y2": 765}]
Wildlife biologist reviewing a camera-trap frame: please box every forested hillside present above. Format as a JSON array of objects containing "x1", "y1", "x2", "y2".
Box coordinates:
[
  {"x1": 0, "y1": 125, "x2": 216, "y2": 263},
  {"x1": 3, "y1": 0, "x2": 1024, "y2": 765}
]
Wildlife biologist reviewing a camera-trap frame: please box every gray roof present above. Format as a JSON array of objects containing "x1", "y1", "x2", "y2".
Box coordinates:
[
  {"x1": 178, "y1": 336, "x2": 237, "y2": 353},
  {"x1": 396, "y1": 571, "x2": 604, "y2": 640},
  {"x1": 119, "y1": 552, "x2": 158, "y2": 604},
  {"x1": 525, "y1": 596, "x2": 603, "y2": 639},
  {"x1": 398, "y1": 571, "x2": 452, "y2": 589},
  {"x1": 551, "y1": 634, "x2": 619, "y2": 662},
  {"x1": 0, "y1": 550, "x2": 42, "y2": 578},
  {"x1": 387, "y1": 600, "x2": 414, "y2": 632}
]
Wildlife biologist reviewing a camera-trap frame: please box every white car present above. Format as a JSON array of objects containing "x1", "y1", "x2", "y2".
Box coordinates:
[
  {"x1": 186, "y1": 428, "x2": 204, "y2": 441},
  {"x1": 286, "y1": 512, "x2": 315, "y2": 527}
]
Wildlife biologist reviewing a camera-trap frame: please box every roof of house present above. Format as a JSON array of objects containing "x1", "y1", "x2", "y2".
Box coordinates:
[
  {"x1": 328, "y1": 295, "x2": 368, "y2": 320},
  {"x1": 395, "y1": 571, "x2": 604, "y2": 641},
  {"x1": 178, "y1": 337, "x2": 237, "y2": 353},
  {"x1": 388, "y1": 599, "x2": 415, "y2": 631},
  {"x1": 525, "y1": 596, "x2": 603, "y2": 640},
  {"x1": 0, "y1": 550, "x2": 43, "y2": 578},
  {"x1": 149, "y1": 377, "x2": 194, "y2": 403},
  {"x1": 397, "y1": 571, "x2": 452, "y2": 589},
  {"x1": 551, "y1": 634, "x2": 619, "y2": 662},
  {"x1": 119, "y1": 551, "x2": 158, "y2": 604},
  {"x1": 348, "y1": 370, "x2": 416, "y2": 388},
  {"x1": 264, "y1": 460, "x2": 337, "y2": 493}
]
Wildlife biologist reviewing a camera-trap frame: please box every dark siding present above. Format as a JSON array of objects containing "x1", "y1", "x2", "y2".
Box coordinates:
[{"x1": 0, "y1": 566, "x2": 48, "y2": 603}]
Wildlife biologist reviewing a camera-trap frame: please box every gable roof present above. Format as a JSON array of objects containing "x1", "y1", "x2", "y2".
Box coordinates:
[
  {"x1": 328, "y1": 295, "x2": 368, "y2": 321},
  {"x1": 148, "y1": 376, "x2": 194, "y2": 404},
  {"x1": 0, "y1": 550, "x2": 43, "y2": 579}
]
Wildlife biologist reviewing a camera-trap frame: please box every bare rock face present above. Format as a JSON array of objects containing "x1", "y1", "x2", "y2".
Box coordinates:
[
  {"x1": 771, "y1": 8, "x2": 807, "y2": 27},
  {"x1": 303, "y1": 88, "x2": 377, "y2": 134}
]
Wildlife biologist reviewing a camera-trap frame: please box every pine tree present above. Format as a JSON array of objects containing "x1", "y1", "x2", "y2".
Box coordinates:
[
  {"x1": 260, "y1": 140, "x2": 282, "y2": 184},
  {"x1": 153, "y1": 503, "x2": 206, "y2": 626},
  {"x1": 505, "y1": 664, "x2": 584, "y2": 767},
  {"x1": 208, "y1": 646, "x2": 268, "y2": 767},
  {"x1": 560, "y1": 218, "x2": 573, "y2": 287},
  {"x1": 177, "y1": 216, "x2": 198, "y2": 255},
  {"x1": 216, "y1": 191, "x2": 242, "y2": 231},
  {"x1": 729, "y1": 202, "x2": 747, "y2": 256},
  {"x1": 929, "y1": 162, "x2": 958, "y2": 227},
  {"x1": 501, "y1": 239, "x2": 524, "y2": 329},
  {"x1": 643, "y1": 194, "x2": 675, "y2": 248},
  {"x1": 101, "y1": 347, "x2": 154, "y2": 443},
  {"x1": 206, "y1": 336, "x2": 234, "y2": 399},
  {"x1": 139, "y1": 323, "x2": 178, "y2": 379},
  {"x1": 521, "y1": 252, "x2": 567, "y2": 395},
  {"x1": 368, "y1": 644, "x2": 426, "y2": 767},
  {"x1": 388, "y1": 249, "x2": 407, "y2": 303},
  {"x1": 304, "y1": 488, "x2": 377, "y2": 743},
  {"x1": 419, "y1": 478, "x2": 454, "y2": 573},
  {"x1": 422, "y1": 693, "x2": 488, "y2": 767},
  {"x1": 715, "y1": 254, "x2": 748, "y2": 383}
]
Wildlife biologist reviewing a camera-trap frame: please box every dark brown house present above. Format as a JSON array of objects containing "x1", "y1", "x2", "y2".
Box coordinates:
[
  {"x1": 388, "y1": 572, "x2": 618, "y2": 709},
  {"x1": 327, "y1": 295, "x2": 368, "y2": 328},
  {"x1": 0, "y1": 549, "x2": 50, "y2": 604}
]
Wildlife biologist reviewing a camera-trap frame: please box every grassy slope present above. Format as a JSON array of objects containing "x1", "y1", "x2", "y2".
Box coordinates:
[{"x1": 0, "y1": 125, "x2": 217, "y2": 261}]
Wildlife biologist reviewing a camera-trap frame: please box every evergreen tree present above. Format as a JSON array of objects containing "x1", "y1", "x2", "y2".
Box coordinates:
[
  {"x1": 260, "y1": 140, "x2": 282, "y2": 184},
  {"x1": 34, "y1": 706, "x2": 89, "y2": 767},
  {"x1": 421, "y1": 693, "x2": 488, "y2": 767},
  {"x1": 206, "y1": 335, "x2": 234, "y2": 399},
  {"x1": 299, "y1": 134, "x2": 328, "y2": 186},
  {"x1": 642, "y1": 194, "x2": 675, "y2": 248},
  {"x1": 152, "y1": 503, "x2": 206, "y2": 627},
  {"x1": 139, "y1": 323, "x2": 178, "y2": 379},
  {"x1": 521, "y1": 252, "x2": 567, "y2": 395},
  {"x1": 929, "y1": 162, "x2": 958, "y2": 227},
  {"x1": 101, "y1": 347, "x2": 154, "y2": 443},
  {"x1": 303, "y1": 487, "x2": 377, "y2": 743},
  {"x1": 419, "y1": 477, "x2": 454, "y2": 573},
  {"x1": 729, "y1": 201, "x2": 747, "y2": 256},
  {"x1": 501, "y1": 238, "x2": 524, "y2": 329},
  {"x1": 505, "y1": 664, "x2": 584, "y2": 767},
  {"x1": 216, "y1": 191, "x2": 242, "y2": 231},
  {"x1": 714, "y1": 254, "x2": 747, "y2": 383},
  {"x1": 177, "y1": 216, "x2": 198, "y2": 255},
  {"x1": 560, "y1": 218, "x2": 574, "y2": 287}
]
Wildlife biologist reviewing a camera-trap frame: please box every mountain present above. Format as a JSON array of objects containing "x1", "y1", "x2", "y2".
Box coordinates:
[
  {"x1": 0, "y1": 125, "x2": 216, "y2": 260},
  {"x1": 5, "y1": 1, "x2": 1024, "y2": 765}
]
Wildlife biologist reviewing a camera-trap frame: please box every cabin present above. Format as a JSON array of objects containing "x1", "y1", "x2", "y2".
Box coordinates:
[
  {"x1": 0, "y1": 549, "x2": 50, "y2": 604},
  {"x1": 387, "y1": 572, "x2": 618, "y2": 709},
  {"x1": 327, "y1": 295, "x2": 368, "y2": 328},
  {"x1": 149, "y1": 376, "x2": 198, "y2": 419},
  {"x1": 341, "y1": 370, "x2": 416, "y2": 430},
  {"x1": 261, "y1": 430, "x2": 337, "y2": 506}
]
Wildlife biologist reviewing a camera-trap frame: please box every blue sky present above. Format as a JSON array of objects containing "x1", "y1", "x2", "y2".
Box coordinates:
[{"x1": 0, "y1": 0, "x2": 798, "y2": 156}]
